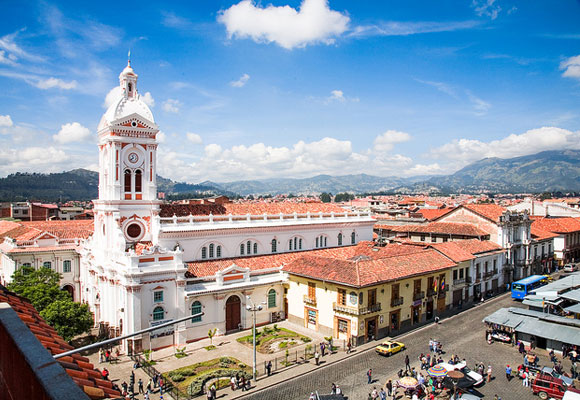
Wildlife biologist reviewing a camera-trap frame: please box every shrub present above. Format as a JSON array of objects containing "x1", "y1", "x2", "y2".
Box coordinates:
[
  {"x1": 301, "y1": 336, "x2": 312, "y2": 343},
  {"x1": 273, "y1": 323, "x2": 279, "y2": 331},
  {"x1": 279, "y1": 341, "x2": 288, "y2": 349},
  {"x1": 171, "y1": 373, "x2": 185, "y2": 382},
  {"x1": 204, "y1": 345, "x2": 216, "y2": 351}
]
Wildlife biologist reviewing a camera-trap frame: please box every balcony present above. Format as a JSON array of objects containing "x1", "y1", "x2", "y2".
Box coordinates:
[
  {"x1": 391, "y1": 297, "x2": 404, "y2": 307},
  {"x1": 303, "y1": 295, "x2": 317, "y2": 306},
  {"x1": 474, "y1": 274, "x2": 482, "y2": 283},
  {"x1": 333, "y1": 302, "x2": 381, "y2": 316},
  {"x1": 493, "y1": 268, "x2": 498, "y2": 275},
  {"x1": 466, "y1": 276, "x2": 472, "y2": 284},
  {"x1": 483, "y1": 271, "x2": 494, "y2": 279},
  {"x1": 453, "y1": 278, "x2": 466, "y2": 286},
  {"x1": 413, "y1": 291, "x2": 425, "y2": 301}
]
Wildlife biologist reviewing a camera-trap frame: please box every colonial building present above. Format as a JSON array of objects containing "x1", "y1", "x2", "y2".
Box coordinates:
[
  {"x1": 530, "y1": 217, "x2": 580, "y2": 266},
  {"x1": 80, "y1": 62, "x2": 375, "y2": 352}
]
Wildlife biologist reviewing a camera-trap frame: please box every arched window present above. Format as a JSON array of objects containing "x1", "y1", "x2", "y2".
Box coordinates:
[
  {"x1": 351, "y1": 231, "x2": 356, "y2": 244},
  {"x1": 240, "y1": 243, "x2": 245, "y2": 255},
  {"x1": 299, "y1": 238, "x2": 303, "y2": 250},
  {"x1": 338, "y1": 233, "x2": 343, "y2": 246},
  {"x1": 209, "y1": 243, "x2": 214, "y2": 258},
  {"x1": 191, "y1": 301, "x2": 202, "y2": 322},
  {"x1": 124, "y1": 169, "x2": 132, "y2": 193},
  {"x1": 216, "y1": 245, "x2": 222, "y2": 258},
  {"x1": 247, "y1": 241, "x2": 251, "y2": 255},
  {"x1": 268, "y1": 289, "x2": 277, "y2": 308},
  {"x1": 316, "y1": 237, "x2": 319, "y2": 248},
  {"x1": 135, "y1": 170, "x2": 142, "y2": 192},
  {"x1": 253, "y1": 242, "x2": 258, "y2": 254},
  {"x1": 294, "y1": 237, "x2": 298, "y2": 250},
  {"x1": 152, "y1": 306, "x2": 164, "y2": 321},
  {"x1": 201, "y1": 247, "x2": 207, "y2": 259},
  {"x1": 271, "y1": 239, "x2": 277, "y2": 253},
  {"x1": 289, "y1": 239, "x2": 293, "y2": 251},
  {"x1": 43, "y1": 261, "x2": 52, "y2": 269}
]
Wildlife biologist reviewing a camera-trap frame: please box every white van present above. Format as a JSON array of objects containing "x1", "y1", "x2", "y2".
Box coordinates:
[{"x1": 563, "y1": 390, "x2": 580, "y2": 400}]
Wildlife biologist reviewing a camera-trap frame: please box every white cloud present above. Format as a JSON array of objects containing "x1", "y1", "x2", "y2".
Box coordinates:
[
  {"x1": 373, "y1": 130, "x2": 411, "y2": 152},
  {"x1": 186, "y1": 132, "x2": 203, "y2": 144},
  {"x1": 350, "y1": 20, "x2": 480, "y2": 38},
  {"x1": 218, "y1": 0, "x2": 350, "y2": 50},
  {"x1": 230, "y1": 73, "x2": 250, "y2": 88},
  {"x1": 161, "y1": 11, "x2": 194, "y2": 29},
  {"x1": 472, "y1": 0, "x2": 502, "y2": 20},
  {"x1": 466, "y1": 91, "x2": 491, "y2": 116},
  {"x1": 163, "y1": 99, "x2": 181, "y2": 113},
  {"x1": 0, "y1": 115, "x2": 13, "y2": 128},
  {"x1": 415, "y1": 79, "x2": 490, "y2": 115},
  {"x1": 103, "y1": 86, "x2": 121, "y2": 108},
  {"x1": 36, "y1": 77, "x2": 78, "y2": 90},
  {"x1": 0, "y1": 30, "x2": 45, "y2": 63},
  {"x1": 53, "y1": 122, "x2": 91, "y2": 144},
  {"x1": 414, "y1": 79, "x2": 458, "y2": 98},
  {"x1": 560, "y1": 55, "x2": 580, "y2": 80},
  {"x1": 430, "y1": 127, "x2": 580, "y2": 166},
  {"x1": 0, "y1": 146, "x2": 71, "y2": 176},
  {"x1": 142, "y1": 91, "x2": 155, "y2": 107},
  {"x1": 157, "y1": 131, "x2": 166, "y2": 143},
  {"x1": 328, "y1": 90, "x2": 345, "y2": 102}
]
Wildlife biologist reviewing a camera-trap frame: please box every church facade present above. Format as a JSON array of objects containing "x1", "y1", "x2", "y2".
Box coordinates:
[{"x1": 80, "y1": 62, "x2": 375, "y2": 352}]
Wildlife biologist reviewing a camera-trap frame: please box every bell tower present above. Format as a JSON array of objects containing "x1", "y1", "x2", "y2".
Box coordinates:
[{"x1": 94, "y1": 58, "x2": 161, "y2": 248}]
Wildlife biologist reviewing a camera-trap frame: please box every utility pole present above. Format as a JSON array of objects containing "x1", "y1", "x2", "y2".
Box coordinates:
[{"x1": 246, "y1": 296, "x2": 265, "y2": 381}]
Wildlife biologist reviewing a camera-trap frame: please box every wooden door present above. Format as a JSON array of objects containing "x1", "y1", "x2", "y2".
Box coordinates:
[{"x1": 226, "y1": 295, "x2": 241, "y2": 332}]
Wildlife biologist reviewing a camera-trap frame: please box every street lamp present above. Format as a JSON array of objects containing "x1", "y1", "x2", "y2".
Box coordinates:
[{"x1": 246, "y1": 296, "x2": 265, "y2": 381}]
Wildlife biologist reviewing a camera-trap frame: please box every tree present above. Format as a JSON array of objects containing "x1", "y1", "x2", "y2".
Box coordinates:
[
  {"x1": 7, "y1": 266, "x2": 68, "y2": 312},
  {"x1": 320, "y1": 192, "x2": 332, "y2": 203},
  {"x1": 8, "y1": 266, "x2": 93, "y2": 341},
  {"x1": 208, "y1": 328, "x2": 217, "y2": 345},
  {"x1": 40, "y1": 300, "x2": 94, "y2": 341}
]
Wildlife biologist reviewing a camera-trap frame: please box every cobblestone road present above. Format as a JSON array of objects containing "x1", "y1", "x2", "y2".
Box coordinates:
[{"x1": 240, "y1": 294, "x2": 540, "y2": 400}]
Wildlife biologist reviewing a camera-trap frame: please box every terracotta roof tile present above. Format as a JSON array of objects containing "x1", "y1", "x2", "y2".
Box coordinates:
[
  {"x1": 461, "y1": 204, "x2": 506, "y2": 223},
  {"x1": 375, "y1": 222, "x2": 489, "y2": 237},
  {"x1": 531, "y1": 217, "x2": 580, "y2": 234},
  {"x1": 417, "y1": 208, "x2": 454, "y2": 221},
  {"x1": 531, "y1": 225, "x2": 559, "y2": 240},
  {"x1": 429, "y1": 242, "x2": 475, "y2": 262},
  {"x1": 0, "y1": 285, "x2": 120, "y2": 399},
  {"x1": 161, "y1": 201, "x2": 346, "y2": 217}
]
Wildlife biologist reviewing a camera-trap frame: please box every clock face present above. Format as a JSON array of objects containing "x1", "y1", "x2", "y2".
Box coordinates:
[{"x1": 128, "y1": 153, "x2": 138, "y2": 163}]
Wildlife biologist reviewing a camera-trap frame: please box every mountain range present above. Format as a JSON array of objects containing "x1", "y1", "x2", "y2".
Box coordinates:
[{"x1": 1, "y1": 150, "x2": 579, "y2": 201}]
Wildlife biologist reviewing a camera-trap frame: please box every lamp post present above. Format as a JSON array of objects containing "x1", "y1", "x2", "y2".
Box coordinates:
[{"x1": 246, "y1": 296, "x2": 265, "y2": 381}]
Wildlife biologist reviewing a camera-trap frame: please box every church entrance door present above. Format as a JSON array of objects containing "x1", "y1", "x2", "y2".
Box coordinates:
[{"x1": 225, "y1": 295, "x2": 241, "y2": 332}]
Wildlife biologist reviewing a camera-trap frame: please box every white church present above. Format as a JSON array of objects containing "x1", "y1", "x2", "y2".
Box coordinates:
[{"x1": 80, "y1": 61, "x2": 375, "y2": 353}]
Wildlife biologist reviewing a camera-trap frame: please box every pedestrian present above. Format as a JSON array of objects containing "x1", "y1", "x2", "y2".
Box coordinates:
[
  {"x1": 571, "y1": 361, "x2": 577, "y2": 379},
  {"x1": 331, "y1": 383, "x2": 336, "y2": 394},
  {"x1": 138, "y1": 378, "x2": 143, "y2": 394},
  {"x1": 121, "y1": 381, "x2": 128, "y2": 394},
  {"x1": 98, "y1": 348, "x2": 104, "y2": 363},
  {"x1": 241, "y1": 375, "x2": 247, "y2": 391},
  {"x1": 522, "y1": 369, "x2": 529, "y2": 387},
  {"x1": 101, "y1": 368, "x2": 109, "y2": 381},
  {"x1": 487, "y1": 365, "x2": 492, "y2": 382},
  {"x1": 405, "y1": 354, "x2": 411, "y2": 372},
  {"x1": 386, "y1": 380, "x2": 392, "y2": 396},
  {"x1": 144, "y1": 392, "x2": 149, "y2": 400},
  {"x1": 310, "y1": 393, "x2": 317, "y2": 400},
  {"x1": 379, "y1": 387, "x2": 387, "y2": 400},
  {"x1": 159, "y1": 377, "x2": 164, "y2": 394},
  {"x1": 266, "y1": 360, "x2": 272, "y2": 376},
  {"x1": 435, "y1": 316, "x2": 440, "y2": 324},
  {"x1": 426, "y1": 353, "x2": 431, "y2": 366},
  {"x1": 367, "y1": 368, "x2": 373, "y2": 384},
  {"x1": 321, "y1": 342, "x2": 326, "y2": 356},
  {"x1": 210, "y1": 383, "x2": 216, "y2": 399},
  {"x1": 336, "y1": 385, "x2": 342, "y2": 395},
  {"x1": 505, "y1": 364, "x2": 512, "y2": 381},
  {"x1": 230, "y1": 376, "x2": 236, "y2": 391},
  {"x1": 105, "y1": 349, "x2": 110, "y2": 362},
  {"x1": 518, "y1": 341, "x2": 525, "y2": 354},
  {"x1": 347, "y1": 340, "x2": 352, "y2": 354},
  {"x1": 371, "y1": 387, "x2": 378, "y2": 399},
  {"x1": 146, "y1": 379, "x2": 152, "y2": 393},
  {"x1": 314, "y1": 350, "x2": 320, "y2": 365},
  {"x1": 397, "y1": 369, "x2": 403, "y2": 378},
  {"x1": 429, "y1": 339, "x2": 433, "y2": 352},
  {"x1": 153, "y1": 373, "x2": 158, "y2": 388},
  {"x1": 206, "y1": 386, "x2": 213, "y2": 400}
]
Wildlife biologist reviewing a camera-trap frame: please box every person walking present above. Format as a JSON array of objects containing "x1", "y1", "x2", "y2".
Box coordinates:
[
  {"x1": 505, "y1": 365, "x2": 512, "y2": 381},
  {"x1": 487, "y1": 365, "x2": 493, "y2": 383},
  {"x1": 367, "y1": 368, "x2": 373, "y2": 384},
  {"x1": 321, "y1": 342, "x2": 326, "y2": 356},
  {"x1": 314, "y1": 350, "x2": 320, "y2": 366},
  {"x1": 98, "y1": 348, "x2": 104, "y2": 363},
  {"x1": 405, "y1": 354, "x2": 411, "y2": 372},
  {"x1": 386, "y1": 380, "x2": 392, "y2": 397},
  {"x1": 266, "y1": 360, "x2": 272, "y2": 376},
  {"x1": 347, "y1": 340, "x2": 352, "y2": 354},
  {"x1": 379, "y1": 387, "x2": 387, "y2": 400},
  {"x1": 371, "y1": 387, "x2": 378, "y2": 399},
  {"x1": 331, "y1": 383, "x2": 336, "y2": 394},
  {"x1": 146, "y1": 379, "x2": 152, "y2": 393},
  {"x1": 522, "y1": 369, "x2": 529, "y2": 387},
  {"x1": 138, "y1": 378, "x2": 143, "y2": 394}
]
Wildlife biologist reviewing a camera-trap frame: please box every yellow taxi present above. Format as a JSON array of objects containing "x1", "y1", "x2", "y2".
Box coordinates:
[{"x1": 375, "y1": 340, "x2": 405, "y2": 356}]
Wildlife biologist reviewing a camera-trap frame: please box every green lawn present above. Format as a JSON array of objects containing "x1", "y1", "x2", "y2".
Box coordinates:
[
  {"x1": 236, "y1": 325, "x2": 311, "y2": 353},
  {"x1": 164, "y1": 356, "x2": 250, "y2": 397}
]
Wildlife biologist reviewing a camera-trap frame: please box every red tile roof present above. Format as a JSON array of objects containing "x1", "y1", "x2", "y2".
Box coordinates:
[
  {"x1": 186, "y1": 241, "x2": 424, "y2": 278},
  {"x1": 429, "y1": 242, "x2": 475, "y2": 263},
  {"x1": 161, "y1": 202, "x2": 346, "y2": 217},
  {"x1": 375, "y1": 222, "x2": 489, "y2": 237},
  {"x1": 417, "y1": 208, "x2": 454, "y2": 221},
  {"x1": 450, "y1": 238, "x2": 504, "y2": 255},
  {"x1": 283, "y1": 249, "x2": 456, "y2": 287},
  {"x1": 0, "y1": 285, "x2": 121, "y2": 399},
  {"x1": 461, "y1": 204, "x2": 506, "y2": 223},
  {"x1": 430, "y1": 239, "x2": 504, "y2": 263},
  {"x1": 21, "y1": 220, "x2": 94, "y2": 239},
  {"x1": 531, "y1": 217, "x2": 580, "y2": 234},
  {"x1": 530, "y1": 225, "x2": 559, "y2": 241}
]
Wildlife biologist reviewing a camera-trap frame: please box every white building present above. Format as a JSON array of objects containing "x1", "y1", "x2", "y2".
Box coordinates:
[{"x1": 80, "y1": 61, "x2": 375, "y2": 352}]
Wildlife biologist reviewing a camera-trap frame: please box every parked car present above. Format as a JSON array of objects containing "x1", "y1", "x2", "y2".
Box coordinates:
[
  {"x1": 375, "y1": 340, "x2": 405, "y2": 356},
  {"x1": 563, "y1": 389, "x2": 580, "y2": 400},
  {"x1": 541, "y1": 366, "x2": 575, "y2": 387},
  {"x1": 563, "y1": 264, "x2": 577, "y2": 273},
  {"x1": 438, "y1": 362, "x2": 484, "y2": 386},
  {"x1": 532, "y1": 374, "x2": 568, "y2": 400}
]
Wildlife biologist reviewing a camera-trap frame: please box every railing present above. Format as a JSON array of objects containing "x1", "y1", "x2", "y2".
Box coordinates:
[
  {"x1": 413, "y1": 291, "x2": 425, "y2": 301},
  {"x1": 453, "y1": 278, "x2": 465, "y2": 285},
  {"x1": 390, "y1": 297, "x2": 404, "y2": 307},
  {"x1": 130, "y1": 353, "x2": 187, "y2": 399},
  {"x1": 159, "y1": 210, "x2": 373, "y2": 227},
  {"x1": 474, "y1": 274, "x2": 482, "y2": 282},
  {"x1": 483, "y1": 271, "x2": 494, "y2": 279},
  {"x1": 332, "y1": 302, "x2": 381, "y2": 315},
  {"x1": 303, "y1": 295, "x2": 317, "y2": 306}
]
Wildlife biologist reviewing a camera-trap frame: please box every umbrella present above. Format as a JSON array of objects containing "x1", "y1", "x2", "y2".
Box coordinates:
[
  {"x1": 427, "y1": 365, "x2": 448, "y2": 378},
  {"x1": 397, "y1": 376, "x2": 419, "y2": 389}
]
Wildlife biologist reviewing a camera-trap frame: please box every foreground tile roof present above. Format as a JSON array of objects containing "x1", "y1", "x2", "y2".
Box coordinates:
[
  {"x1": 375, "y1": 222, "x2": 489, "y2": 237},
  {"x1": 417, "y1": 208, "x2": 454, "y2": 221},
  {"x1": 531, "y1": 217, "x2": 580, "y2": 234},
  {"x1": 462, "y1": 204, "x2": 506, "y2": 223},
  {"x1": 429, "y1": 239, "x2": 504, "y2": 263},
  {"x1": 0, "y1": 285, "x2": 121, "y2": 399},
  {"x1": 530, "y1": 225, "x2": 559, "y2": 241},
  {"x1": 0, "y1": 220, "x2": 94, "y2": 242},
  {"x1": 282, "y1": 248, "x2": 456, "y2": 287},
  {"x1": 160, "y1": 201, "x2": 346, "y2": 217}
]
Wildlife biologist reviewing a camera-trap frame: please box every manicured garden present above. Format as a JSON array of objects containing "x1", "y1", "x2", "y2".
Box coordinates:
[
  {"x1": 236, "y1": 324, "x2": 311, "y2": 353},
  {"x1": 164, "y1": 356, "x2": 250, "y2": 397}
]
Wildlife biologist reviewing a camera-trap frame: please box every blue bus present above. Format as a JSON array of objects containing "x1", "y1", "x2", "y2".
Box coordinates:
[{"x1": 511, "y1": 275, "x2": 549, "y2": 300}]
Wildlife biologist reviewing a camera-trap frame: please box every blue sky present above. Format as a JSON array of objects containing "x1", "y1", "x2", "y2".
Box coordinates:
[{"x1": 0, "y1": 0, "x2": 579, "y2": 183}]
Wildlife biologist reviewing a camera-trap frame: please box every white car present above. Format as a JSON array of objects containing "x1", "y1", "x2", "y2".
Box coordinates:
[
  {"x1": 563, "y1": 264, "x2": 577, "y2": 273},
  {"x1": 437, "y1": 362, "x2": 484, "y2": 386}
]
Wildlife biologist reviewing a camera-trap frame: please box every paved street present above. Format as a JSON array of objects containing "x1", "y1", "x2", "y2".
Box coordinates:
[{"x1": 239, "y1": 294, "x2": 539, "y2": 400}]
